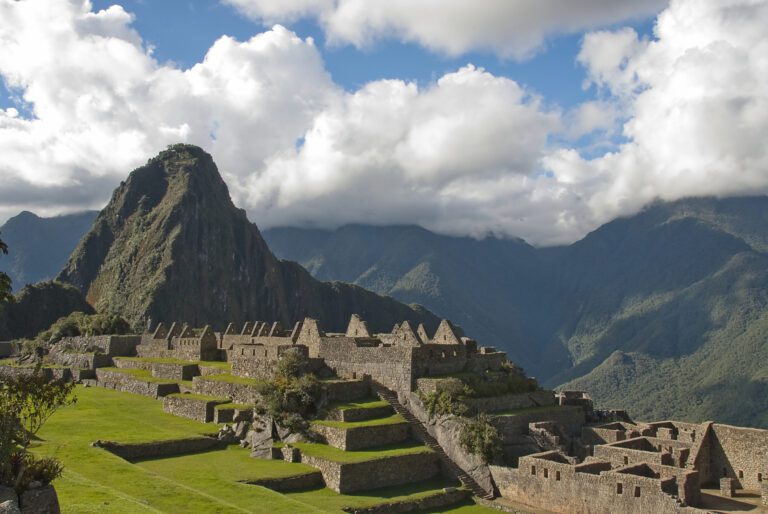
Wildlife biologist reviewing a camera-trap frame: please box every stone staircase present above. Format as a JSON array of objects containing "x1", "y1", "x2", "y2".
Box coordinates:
[{"x1": 372, "y1": 382, "x2": 496, "y2": 500}]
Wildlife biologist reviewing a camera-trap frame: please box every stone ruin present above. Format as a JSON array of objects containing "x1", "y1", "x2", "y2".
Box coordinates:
[{"x1": 4, "y1": 313, "x2": 766, "y2": 513}]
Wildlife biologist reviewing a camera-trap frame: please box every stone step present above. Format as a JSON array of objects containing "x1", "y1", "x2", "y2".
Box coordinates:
[
  {"x1": 162, "y1": 393, "x2": 232, "y2": 423},
  {"x1": 327, "y1": 398, "x2": 394, "y2": 422},
  {"x1": 312, "y1": 415, "x2": 411, "y2": 451},
  {"x1": 289, "y1": 443, "x2": 441, "y2": 494}
]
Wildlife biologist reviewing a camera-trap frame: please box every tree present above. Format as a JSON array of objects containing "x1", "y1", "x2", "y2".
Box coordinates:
[
  {"x1": 0, "y1": 233, "x2": 12, "y2": 304},
  {"x1": 0, "y1": 366, "x2": 76, "y2": 490}
]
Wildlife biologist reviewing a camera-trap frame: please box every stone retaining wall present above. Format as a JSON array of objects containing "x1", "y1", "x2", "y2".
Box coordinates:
[
  {"x1": 313, "y1": 422, "x2": 410, "y2": 451},
  {"x1": 465, "y1": 391, "x2": 556, "y2": 414},
  {"x1": 341, "y1": 488, "x2": 468, "y2": 514},
  {"x1": 50, "y1": 351, "x2": 111, "y2": 370},
  {"x1": 58, "y1": 335, "x2": 141, "y2": 357},
  {"x1": 492, "y1": 406, "x2": 585, "y2": 439},
  {"x1": 95, "y1": 369, "x2": 178, "y2": 398},
  {"x1": 192, "y1": 377, "x2": 262, "y2": 404},
  {"x1": 324, "y1": 379, "x2": 370, "y2": 403},
  {"x1": 163, "y1": 395, "x2": 229, "y2": 422},
  {"x1": 243, "y1": 471, "x2": 324, "y2": 492},
  {"x1": 710, "y1": 423, "x2": 768, "y2": 490},
  {"x1": 329, "y1": 405, "x2": 393, "y2": 422},
  {"x1": 94, "y1": 437, "x2": 225, "y2": 462},
  {"x1": 300, "y1": 451, "x2": 440, "y2": 493}
]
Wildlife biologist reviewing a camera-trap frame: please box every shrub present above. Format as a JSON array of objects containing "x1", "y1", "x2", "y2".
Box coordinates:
[
  {"x1": 459, "y1": 413, "x2": 502, "y2": 464},
  {"x1": 36, "y1": 312, "x2": 130, "y2": 345},
  {"x1": 420, "y1": 390, "x2": 469, "y2": 420},
  {"x1": 257, "y1": 349, "x2": 322, "y2": 431},
  {"x1": 0, "y1": 366, "x2": 76, "y2": 491}
]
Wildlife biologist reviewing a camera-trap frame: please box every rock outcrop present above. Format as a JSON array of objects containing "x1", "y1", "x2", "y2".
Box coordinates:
[{"x1": 58, "y1": 144, "x2": 438, "y2": 332}]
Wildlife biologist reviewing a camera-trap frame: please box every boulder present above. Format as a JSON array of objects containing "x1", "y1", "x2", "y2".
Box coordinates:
[
  {"x1": 0, "y1": 500, "x2": 20, "y2": 514},
  {"x1": 19, "y1": 484, "x2": 60, "y2": 514},
  {"x1": 283, "y1": 432, "x2": 308, "y2": 444}
]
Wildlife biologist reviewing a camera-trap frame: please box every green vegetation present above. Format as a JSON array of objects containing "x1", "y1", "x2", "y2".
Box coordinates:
[
  {"x1": 1, "y1": 367, "x2": 76, "y2": 491},
  {"x1": 458, "y1": 414, "x2": 502, "y2": 464},
  {"x1": 117, "y1": 357, "x2": 231, "y2": 370},
  {"x1": 292, "y1": 441, "x2": 433, "y2": 464},
  {"x1": 35, "y1": 386, "x2": 495, "y2": 513},
  {"x1": 257, "y1": 349, "x2": 322, "y2": 433},
  {"x1": 99, "y1": 367, "x2": 177, "y2": 385},
  {"x1": 312, "y1": 413, "x2": 405, "y2": 429},
  {"x1": 36, "y1": 311, "x2": 130, "y2": 345}
]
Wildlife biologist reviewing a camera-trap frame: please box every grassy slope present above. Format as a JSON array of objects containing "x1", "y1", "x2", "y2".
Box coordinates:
[{"x1": 36, "y1": 386, "x2": 494, "y2": 513}]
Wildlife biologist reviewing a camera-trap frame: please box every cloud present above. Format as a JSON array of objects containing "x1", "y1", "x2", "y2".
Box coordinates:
[
  {"x1": 550, "y1": 0, "x2": 768, "y2": 222},
  {"x1": 224, "y1": 0, "x2": 666, "y2": 59},
  {"x1": 1, "y1": 0, "x2": 767, "y2": 247},
  {"x1": 0, "y1": 0, "x2": 334, "y2": 216}
]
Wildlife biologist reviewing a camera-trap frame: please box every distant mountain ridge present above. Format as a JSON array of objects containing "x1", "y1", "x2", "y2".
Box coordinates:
[
  {"x1": 0, "y1": 210, "x2": 97, "y2": 290},
  {"x1": 56, "y1": 144, "x2": 438, "y2": 334},
  {"x1": 264, "y1": 196, "x2": 768, "y2": 427}
]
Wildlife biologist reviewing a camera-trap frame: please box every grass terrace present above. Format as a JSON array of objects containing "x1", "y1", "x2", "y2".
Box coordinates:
[
  {"x1": 33, "y1": 386, "x2": 496, "y2": 513},
  {"x1": 116, "y1": 357, "x2": 231, "y2": 370},
  {"x1": 292, "y1": 441, "x2": 433, "y2": 464},
  {"x1": 312, "y1": 413, "x2": 406, "y2": 429},
  {"x1": 98, "y1": 366, "x2": 178, "y2": 384},
  {"x1": 165, "y1": 392, "x2": 230, "y2": 402},
  {"x1": 197, "y1": 373, "x2": 263, "y2": 386},
  {"x1": 329, "y1": 398, "x2": 390, "y2": 411}
]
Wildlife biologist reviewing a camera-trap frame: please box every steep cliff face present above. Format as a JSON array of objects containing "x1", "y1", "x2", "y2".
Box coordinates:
[{"x1": 58, "y1": 144, "x2": 437, "y2": 332}]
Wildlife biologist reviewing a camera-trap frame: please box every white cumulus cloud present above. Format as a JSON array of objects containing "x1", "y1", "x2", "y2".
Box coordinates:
[{"x1": 224, "y1": 0, "x2": 666, "y2": 58}]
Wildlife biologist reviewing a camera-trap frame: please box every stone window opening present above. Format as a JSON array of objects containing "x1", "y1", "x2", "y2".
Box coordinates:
[
  {"x1": 556, "y1": 471, "x2": 561, "y2": 481},
  {"x1": 531, "y1": 466, "x2": 536, "y2": 476},
  {"x1": 544, "y1": 468, "x2": 549, "y2": 478},
  {"x1": 617, "y1": 483, "x2": 623, "y2": 495},
  {"x1": 634, "y1": 486, "x2": 641, "y2": 498},
  {"x1": 623, "y1": 456, "x2": 629, "y2": 465},
  {"x1": 758, "y1": 473, "x2": 762, "y2": 482},
  {"x1": 738, "y1": 470, "x2": 743, "y2": 479},
  {"x1": 723, "y1": 467, "x2": 727, "y2": 477}
]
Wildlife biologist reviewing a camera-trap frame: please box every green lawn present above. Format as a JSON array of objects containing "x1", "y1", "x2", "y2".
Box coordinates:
[
  {"x1": 312, "y1": 413, "x2": 406, "y2": 429},
  {"x1": 116, "y1": 357, "x2": 231, "y2": 370},
  {"x1": 35, "y1": 386, "x2": 497, "y2": 513},
  {"x1": 215, "y1": 402, "x2": 252, "y2": 410}
]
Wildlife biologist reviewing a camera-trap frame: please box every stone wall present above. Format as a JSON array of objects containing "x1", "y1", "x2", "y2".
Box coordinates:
[
  {"x1": 761, "y1": 481, "x2": 767, "y2": 506},
  {"x1": 319, "y1": 338, "x2": 415, "y2": 393},
  {"x1": 163, "y1": 394, "x2": 229, "y2": 422},
  {"x1": 192, "y1": 377, "x2": 262, "y2": 405},
  {"x1": 58, "y1": 335, "x2": 141, "y2": 357},
  {"x1": 95, "y1": 369, "x2": 178, "y2": 398},
  {"x1": 491, "y1": 455, "x2": 699, "y2": 514},
  {"x1": 312, "y1": 422, "x2": 410, "y2": 451},
  {"x1": 244, "y1": 471, "x2": 324, "y2": 492},
  {"x1": 324, "y1": 379, "x2": 370, "y2": 403},
  {"x1": 709, "y1": 423, "x2": 768, "y2": 490},
  {"x1": 95, "y1": 437, "x2": 225, "y2": 462},
  {"x1": 329, "y1": 404, "x2": 393, "y2": 422},
  {"x1": 49, "y1": 351, "x2": 111, "y2": 370},
  {"x1": 464, "y1": 390, "x2": 556, "y2": 414},
  {"x1": 300, "y1": 451, "x2": 440, "y2": 493},
  {"x1": 492, "y1": 406, "x2": 585, "y2": 440}
]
